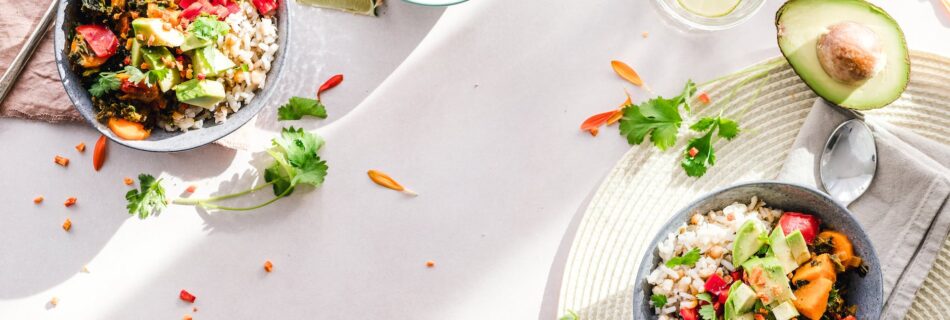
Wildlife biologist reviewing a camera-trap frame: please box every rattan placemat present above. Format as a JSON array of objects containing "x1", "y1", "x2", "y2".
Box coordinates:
[{"x1": 557, "y1": 51, "x2": 950, "y2": 319}]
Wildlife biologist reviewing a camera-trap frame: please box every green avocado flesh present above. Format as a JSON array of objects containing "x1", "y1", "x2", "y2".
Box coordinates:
[
  {"x1": 174, "y1": 79, "x2": 226, "y2": 109},
  {"x1": 776, "y1": 0, "x2": 909, "y2": 110}
]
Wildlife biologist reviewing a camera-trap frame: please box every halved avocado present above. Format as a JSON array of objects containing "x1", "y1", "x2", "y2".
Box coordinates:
[{"x1": 776, "y1": 0, "x2": 909, "y2": 110}]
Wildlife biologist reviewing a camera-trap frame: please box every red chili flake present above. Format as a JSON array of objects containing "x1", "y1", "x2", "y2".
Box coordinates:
[
  {"x1": 698, "y1": 92, "x2": 711, "y2": 104},
  {"x1": 263, "y1": 260, "x2": 273, "y2": 272},
  {"x1": 75, "y1": 142, "x2": 86, "y2": 152},
  {"x1": 34, "y1": 196, "x2": 44, "y2": 204},
  {"x1": 425, "y1": 260, "x2": 435, "y2": 268},
  {"x1": 317, "y1": 74, "x2": 344, "y2": 100},
  {"x1": 196, "y1": 73, "x2": 206, "y2": 80},
  {"x1": 123, "y1": 56, "x2": 131, "y2": 65},
  {"x1": 179, "y1": 289, "x2": 196, "y2": 303},
  {"x1": 124, "y1": 177, "x2": 134, "y2": 185},
  {"x1": 183, "y1": 315, "x2": 193, "y2": 320},
  {"x1": 185, "y1": 185, "x2": 197, "y2": 193},
  {"x1": 688, "y1": 147, "x2": 699, "y2": 158},
  {"x1": 64, "y1": 197, "x2": 77, "y2": 207}
]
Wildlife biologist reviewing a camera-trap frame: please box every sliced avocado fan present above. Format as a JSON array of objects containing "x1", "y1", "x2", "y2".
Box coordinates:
[{"x1": 776, "y1": 0, "x2": 909, "y2": 110}]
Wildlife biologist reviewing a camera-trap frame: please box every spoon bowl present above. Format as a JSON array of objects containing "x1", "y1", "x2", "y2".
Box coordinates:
[{"x1": 820, "y1": 118, "x2": 878, "y2": 206}]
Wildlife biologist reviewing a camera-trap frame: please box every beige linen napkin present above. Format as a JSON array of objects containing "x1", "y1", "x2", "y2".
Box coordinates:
[
  {"x1": 0, "y1": 0, "x2": 80, "y2": 122},
  {"x1": 778, "y1": 99, "x2": 950, "y2": 319}
]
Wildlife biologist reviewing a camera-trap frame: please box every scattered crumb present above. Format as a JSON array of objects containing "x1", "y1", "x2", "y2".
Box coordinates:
[
  {"x1": 642, "y1": 31, "x2": 649, "y2": 38},
  {"x1": 64, "y1": 197, "x2": 77, "y2": 207},
  {"x1": 263, "y1": 260, "x2": 273, "y2": 273},
  {"x1": 34, "y1": 196, "x2": 44, "y2": 204},
  {"x1": 193, "y1": 307, "x2": 198, "y2": 312},
  {"x1": 81, "y1": 265, "x2": 89, "y2": 273},
  {"x1": 425, "y1": 260, "x2": 435, "y2": 268},
  {"x1": 54, "y1": 155, "x2": 69, "y2": 167},
  {"x1": 183, "y1": 314, "x2": 193, "y2": 320},
  {"x1": 62, "y1": 219, "x2": 72, "y2": 232},
  {"x1": 185, "y1": 185, "x2": 197, "y2": 193},
  {"x1": 124, "y1": 177, "x2": 134, "y2": 185},
  {"x1": 48, "y1": 297, "x2": 59, "y2": 308},
  {"x1": 75, "y1": 142, "x2": 86, "y2": 152},
  {"x1": 474, "y1": 84, "x2": 479, "y2": 88}
]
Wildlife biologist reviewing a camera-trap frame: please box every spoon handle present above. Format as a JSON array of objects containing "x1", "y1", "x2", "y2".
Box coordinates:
[{"x1": 0, "y1": 0, "x2": 59, "y2": 106}]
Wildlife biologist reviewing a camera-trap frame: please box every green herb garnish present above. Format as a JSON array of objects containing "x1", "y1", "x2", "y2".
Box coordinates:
[
  {"x1": 696, "y1": 292, "x2": 713, "y2": 303},
  {"x1": 681, "y1": 115, "x2": 739, "y2": 177},
  {"x1": 666, "y1": 248, "x2": 701, "y2": 268},
  {"x1": 89, "y1": 71, "x2": 122, "y2": 97},
  {"x1": 125, "y1": 174, "x2": 168, "y2": 219},
  {"x1": 558, "y1": 309, "x2": 580, "y2": 320},
  {"x1": 240, "y1": 64, "x2": 250, "y2": 72},
  {"x1": 188, "y1": 16, "x2": 230, "y2": 41},
  {"x1": 650, "y1": 294, "x2": 667, "y2": 309},
  {"x1": 618, "y1": 80, "x2": 695, "y2": 151},
  {"x1": 277, "y1": 96, "x2": 328, "y2": 121},
  {"x1": 699, "y1": 304, "x2": 716, "y2": 320}
]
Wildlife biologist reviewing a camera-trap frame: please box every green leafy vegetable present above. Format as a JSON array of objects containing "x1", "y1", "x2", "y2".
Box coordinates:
[
  {"x1": 650, "y1": 294, "x2": 667, "y2": 309},
  {"x1": 188, "y1": 16, "x2": 230, "y2": 41},
  {"x1": 698, "y1": 304, "x2": 716, "y2": 320},
  {"x1": 277, "y1": 97, "x2": 328, "y2": 121},
  {"x1": 240, "y1": 64, "x2": 249, "y2": 72},
  {"x1": 89, "y1": 71, "x2": 122, "y2": 97},
  {"x1": 125, "y1": 174, "x2": 168, "y2": 219},
  {"x1": 696, "y1": 292, "x2": 712, "y2": 303},
  {"x1": 125, "y1": 66, "x2": 148, "y2": 84},
  {"x1": 666, "y1": 248, "x2": 701, "y2": 268},
  {"x1": 618, "y1": 80, "x2": 695, "y2": 151},
  {"x1": 147, "y1": 68, "x2": 170, "y2": 84},
  {"x1": 558, "y1": 309, "x2": 579, "y2": 320},
  {"x1": 681, "y1": 115, "x2": 740, "y2": 177}
]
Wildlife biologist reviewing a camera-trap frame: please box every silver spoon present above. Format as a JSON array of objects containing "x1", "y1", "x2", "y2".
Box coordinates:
[
  {"x1": 819, "y1": 116, "x2": 877, "y2": 207},
  {"x1": 0, "y1": 0, "x2": 58, "y2": 105}
]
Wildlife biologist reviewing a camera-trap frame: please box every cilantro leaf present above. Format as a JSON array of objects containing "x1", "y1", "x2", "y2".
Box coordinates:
[
  {"x1": 266, "y1": 127, "x2": 329, "y2": 196},
  {"x1": 671, "y1": 80, "x2": 697, "y2": 114},
  {"x1": 619, "y1": 98, "x2": 682, "y2": 150},
  {"x1": 125, "y1": 66, "x2": 147, "y2": 85},
  {"x1": 682, "y1": 116, "x2": 739, "y2": 177},
  {"x1": 696, "y1": 292, "x2": 713, "y2": 303},
  {"x1": 125, "y1": 174, "x2": 167, "y2": 219},
  {"x1": 699, "y1": 304, "x2": 716, "y2": 320},
  {"x1": 651, "y1": 294, "x2": 668, "y2": 309},
  {"x1": 89, "y1": 71, "x2": 121, "y2": 97},
  {"x1": 666, "y1": 248, "x2": 701, "y2": 268},
  {"x1": 277, "y1": 97, "x2": 328, "y2": 120},
  {"x1": 558, "y1": 309, "x2": 579, "y2": 320},
  {"x1": 147, "y1": 68, "x2": 170, "y2": 85},
  {"x1": 188, "y1": 16, "x2": 230, "y2": 41}
]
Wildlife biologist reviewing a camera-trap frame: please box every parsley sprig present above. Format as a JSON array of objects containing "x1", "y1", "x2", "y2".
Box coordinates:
[
  {"x1": 127, "y1": 127, "x2": 329, "y2": 218},
  {"x1": 277, "y1": 97, "x2": 327, "y2": 120}
]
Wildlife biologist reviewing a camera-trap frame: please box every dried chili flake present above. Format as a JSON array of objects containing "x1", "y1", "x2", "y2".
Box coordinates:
[
  {"x1": 698, "y1": 92, "x2": 711, "y2": 104},
  {"x1": 264, "y1": 260, "x2": 273, "y2": 272},
  {"x1": 183, "y1": 315, "x2": 193, "y2": 320},
  {"x1": 425, "y1": 260, "x2": 435, "y2": 268},
  {"x1": 317, "y1": 74, "x2": 344, "y2": 100},
  {"x1": 54, "y1": 155, "x2": 70, "y2": 167},
  {"x1": 367, "y1": 170, "x2": 417, "y2": 196},
  {"x1": 34, "y1": 196, "x2": 44, "y2": 204},
  {"x1": 62, "y1": 219, "x2": 72, "y2": 232},
  {"x1": 124, "y1": 177, "x2": 134, "y2": 185},
  {"x1": 688, "y1": 147, "x2": 699, "y2": 158},
  {"x1": 64, "y1": 197, "x2": 77, "y2": 207},
  {"x1": 185, "y1": 185, "x2": 197, "y2": 193},
  {"x1": 75, "y1": 142, "x2": 86, "y2": 152},
  {"x1": 179, "y1": 289, "x2": 196, "y2": 303}
]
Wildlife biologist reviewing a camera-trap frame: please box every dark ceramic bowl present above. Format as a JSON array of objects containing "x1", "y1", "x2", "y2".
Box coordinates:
[
  {"x1": 54, "y1": 0, "x2": 290, "y2": 152},
  {"x1": 632, "y1": 181, "x2": 883, "y2": 319}
]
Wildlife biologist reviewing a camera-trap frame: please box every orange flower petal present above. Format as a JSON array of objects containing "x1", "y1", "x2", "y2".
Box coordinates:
[
  {"x1": 581, "y1": 110, "x2": 618, "y2": 131},
  {"x1": 611, "y1": 60, "x2": 643, "y2": 86},
  {"x1": 607, "y1": 109, "x2": 624, "y2": 125},
  {"x1": 368, "y1": 170, "x2": 417, "y2": 196}
]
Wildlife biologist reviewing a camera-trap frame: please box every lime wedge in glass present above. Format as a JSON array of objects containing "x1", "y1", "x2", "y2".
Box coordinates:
[
  {"x1": 297, "y1": 0, "x2": 381, "y2": 16},
  {"x1": 677, "y1": 0, "x2": 741, "y2": 17}
]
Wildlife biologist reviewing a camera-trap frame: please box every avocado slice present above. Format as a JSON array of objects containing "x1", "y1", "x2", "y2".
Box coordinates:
[
  {"x1": 741, "y1": 257, "x2": 796, "y2": 305},
  {"x1": 768, "y1": 225, "x2": 799, "y2": 274},
  {"x1": 141, "y1": 46, "x2": 181, "y2": 92},
  {"x1": 132, "y1": 18, "x2": 185, "y2": 47},
  {"x1": 771, "y1": 301, "x2": 800, "y2": 320},
  {"x1": 786, "y1": 230, "x2": 811, "y2": 265},
  {"x1": 732, "y1": 220, "x2": 766, "y2": 267},
  {"x1": 189, "y1": 46, "x2": 236, "y2": 77},
  {"x1": 180, "y1": 35, "x2": 212, "y2": 52},
  {"x1": 735, "y1": 314, "x2": 754, "y2": 320},
  {"x1": 724, "y1": 282, "x2": 757, "y2": 320},
  {"x1": 776, "y1": 0, "x2": 909, "y2": 110},
  {"x1": 129, "y1": 39, "x2": 144, "y2": 68},
  {"x1": 174, "y1": 79, "x2": 226, "y2": 109}
]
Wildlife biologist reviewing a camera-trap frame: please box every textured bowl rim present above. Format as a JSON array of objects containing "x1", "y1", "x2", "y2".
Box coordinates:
[
  {"x1": 53, "y1": 0, "x2": 291, "y2": 152},
  {"x1": 631, "y1": 180, "x2": 884, "y2": 318}
]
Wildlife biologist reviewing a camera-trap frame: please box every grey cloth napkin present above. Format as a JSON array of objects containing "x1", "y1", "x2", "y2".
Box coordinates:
[{"x1": 778, "y1": 99, "x2": 950, "y2": 319}]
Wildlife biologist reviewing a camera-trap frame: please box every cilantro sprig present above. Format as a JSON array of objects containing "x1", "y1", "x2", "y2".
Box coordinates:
[
  {"x1": 682, "y1": 115, "x2": 739, "y2": 177},
  {"x1": 277, "y1": 97, "x2": 327, "y2": 121},
  {"x1": 618, "y1": 80, "x2": 695, "y2": 151},
  {"x1": 698, "y1": 304, "x2": 716, "y2": 320},
  {"x1": 650, "y1": 294, "x2": 667, "y2": 309},
  {"x1": 89, "y1": 71, "x2": 122, "y2": 97},
  {"x1": 88, "y1": 66, "x2": 167, "y2": 97},
  {"x1": 665, "y1": 248, "x2": 701, "y2": 268},
  {"x1": 127, "y1": 127, "x2": 329, "y2": 218},
  {"x1": 188, "y1": 16, "x2": 230, "y2": 41}
]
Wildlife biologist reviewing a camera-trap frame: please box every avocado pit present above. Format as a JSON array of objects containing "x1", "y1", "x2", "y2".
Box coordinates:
[{"x1": 816, "y1": 22, "x2": 885, "y2": 84}]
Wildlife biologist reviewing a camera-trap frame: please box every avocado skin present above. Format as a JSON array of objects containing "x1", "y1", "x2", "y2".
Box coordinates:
[{"x1": 775, "y1": 0, "x2": 909, "y2": 110}]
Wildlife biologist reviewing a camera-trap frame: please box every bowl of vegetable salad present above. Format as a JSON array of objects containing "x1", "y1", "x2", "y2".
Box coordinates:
[
  {"x1": 54, "y1": 0, "x2": 288, "y2": 151},
  {"x1": 633, "y1": 181, "x2": 883, "y2": 320}
]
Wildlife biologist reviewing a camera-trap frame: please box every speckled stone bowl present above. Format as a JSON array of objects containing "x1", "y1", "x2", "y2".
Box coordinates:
[
  {"x1": 632, "y1": 181, "x2": 883, "y2": 319},
  {"x1": 54, "y1": 0, "x2": 290, "y2": 152}
]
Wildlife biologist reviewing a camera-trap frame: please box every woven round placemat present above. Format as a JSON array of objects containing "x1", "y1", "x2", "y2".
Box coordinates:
[{"x1": 557, "y1": 51, "x2": 950, "y2": 320}]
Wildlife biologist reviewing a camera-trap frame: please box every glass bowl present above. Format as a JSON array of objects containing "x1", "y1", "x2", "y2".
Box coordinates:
[{"x1": 653, "y1": 0, "x2": 767, "y2": 31}]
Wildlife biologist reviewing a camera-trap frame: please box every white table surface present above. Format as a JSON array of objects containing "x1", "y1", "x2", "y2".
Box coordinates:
[{"x1": 1, "y1": 0, "x2": 947, "y2": 319}]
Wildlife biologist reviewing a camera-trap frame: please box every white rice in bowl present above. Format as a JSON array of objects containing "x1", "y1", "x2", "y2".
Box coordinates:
[
  {"x1": 160, "y1": 1, "x2": 279, "y2": 132},
  {"x1": 646, "y1": 197, "x2": 783, "y2": 317}
]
